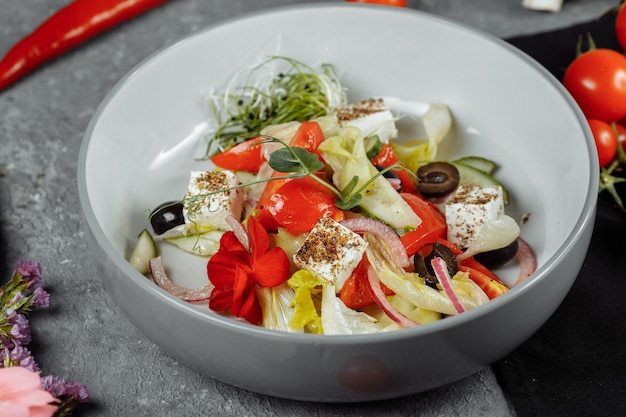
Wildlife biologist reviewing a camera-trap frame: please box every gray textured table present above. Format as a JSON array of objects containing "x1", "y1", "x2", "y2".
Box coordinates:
[{"x1": 0, "y1": 0, "x2": 616, "y2": 416}]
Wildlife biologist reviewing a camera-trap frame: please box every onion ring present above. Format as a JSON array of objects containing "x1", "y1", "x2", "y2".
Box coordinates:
[
  {"x1": 341, "y1": 217, "x2": 409, "y2": 268},
  {"x1": 149, "y1": 256, "x2": 212, "y2": 302}
]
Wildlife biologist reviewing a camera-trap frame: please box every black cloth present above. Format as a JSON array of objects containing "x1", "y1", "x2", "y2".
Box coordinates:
[{"x1": 493, "y1": 12, "x2": 626, "y2": 417}]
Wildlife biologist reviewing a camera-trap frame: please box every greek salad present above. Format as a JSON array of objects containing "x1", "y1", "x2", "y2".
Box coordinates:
[{"x1": 128, "y1": 56, "x2": 537, "y2": 334}]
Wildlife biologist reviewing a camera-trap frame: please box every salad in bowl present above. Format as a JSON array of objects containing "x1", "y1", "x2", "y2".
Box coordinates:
[{"x1": 128, "y1": 56, "x2": 536, "y2": 335}]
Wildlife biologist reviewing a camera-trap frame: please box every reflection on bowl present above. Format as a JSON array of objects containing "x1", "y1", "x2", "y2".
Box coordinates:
[{"x1": 77, "y1": 3, "x2": 597, "y2": 402}]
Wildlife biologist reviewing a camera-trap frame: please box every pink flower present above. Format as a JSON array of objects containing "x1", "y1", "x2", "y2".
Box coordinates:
[{"x1": 0, "y1": 367, "x2": 57, "y2": 417}]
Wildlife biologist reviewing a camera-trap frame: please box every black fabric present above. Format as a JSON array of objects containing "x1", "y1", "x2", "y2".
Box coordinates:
[{"x1": 493, "y1": 12, "x2": 626, "y2": 417}]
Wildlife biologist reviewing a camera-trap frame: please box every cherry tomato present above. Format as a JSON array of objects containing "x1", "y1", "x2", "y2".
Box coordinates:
[
  {"x1": 563, "y1": 49, "x2": 626, "y2": 122},
  {"x1": 616, "y1": 3, "x2": 626, "y2": 53},
  {"x1": 210, "y1": 136, "x2": 265, "y2": 173},
  {"x1": 267, "y1": 176, "x2": 344, "y2": 235},
  {"x1": 399, "y1": 193, "x2": 447, "y2": 257},
  {"x1": 345, "y1": 0, "x2": 407, "y2": 6},
  {"x1": 587, "y1": 119, "x2": 618, "y2": 167},
  {"x1": 615, "y1": 122, "x2": 626, "y2": 152}
]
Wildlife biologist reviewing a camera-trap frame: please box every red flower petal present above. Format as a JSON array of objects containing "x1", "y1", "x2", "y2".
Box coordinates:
[
  {"x1": 252, "y1": 247, "x2": 290, "y2": 288},
  {"x1": 209, "y1": 287, "x2": 233, "y2": 312},
  {"x1": 247, "y1": 216, "x2": 270, "y2": 261},
  {"x1": 238, "y1": 287, "x2": 263, "y2": 325},
  {"x1": 229, "y1": 265, "x2": 251, "y2": 312}
]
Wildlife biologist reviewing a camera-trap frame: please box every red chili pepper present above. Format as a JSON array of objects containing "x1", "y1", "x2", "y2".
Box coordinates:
[{"x1": 0, "y1": 0, "x2": 171, "y2": 91}]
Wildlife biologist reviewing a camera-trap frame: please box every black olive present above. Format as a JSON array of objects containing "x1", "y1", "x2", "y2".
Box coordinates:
[
  {"x1": 150, "y1": 201, "x2": 185, "y2": 235},
  {"x1": 413, "y1": 242, "x2": 458, "y2": 289},
  {"x1": 375, "y1": 165, "x2": 402, "y2": 192},
  {"x1": 474, "y1": 238, "x2": 519, "y2": 268},
  {"x1": 416, "y1": 161, "x2": 460, "y2": 198}
]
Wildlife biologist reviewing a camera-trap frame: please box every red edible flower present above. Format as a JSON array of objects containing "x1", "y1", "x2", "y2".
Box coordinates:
[{"x1": 207, "y1": 216, "x2": 290, "y2": 324}]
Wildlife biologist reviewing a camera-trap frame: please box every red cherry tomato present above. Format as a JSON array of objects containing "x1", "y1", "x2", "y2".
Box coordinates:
[
  {"x1": 616, "y1": 3, "x2": 626, "y2": 53},
  {"x1": 345, "y1": 0, "x2": 407, "y2": 6},
  {"x1": 266, "y1": 176, "x2": 344, "y2": 235},
  {"x1": 587, "y1": 119, "x2": 618, "y2": 167},
  {"x1": 563, "y1": 49, "x2": 626, "y2": 122},
  {"x1": 615, "y1": 122, "x2": 626, "y2": 152}
]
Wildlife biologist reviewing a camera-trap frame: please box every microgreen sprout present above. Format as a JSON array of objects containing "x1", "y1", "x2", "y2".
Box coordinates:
[{"x1": 204, "y1": 56, "x2": 346, "y2": 158}]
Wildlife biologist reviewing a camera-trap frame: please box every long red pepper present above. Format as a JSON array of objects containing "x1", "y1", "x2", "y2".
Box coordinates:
[{"x1": 0, "y1": 0, "x2": 171, "y2": 92}]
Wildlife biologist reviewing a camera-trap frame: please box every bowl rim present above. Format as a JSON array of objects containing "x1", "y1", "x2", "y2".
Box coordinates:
[{"x1": 77, "y1": 2, "x2": 599, "y2": 345}]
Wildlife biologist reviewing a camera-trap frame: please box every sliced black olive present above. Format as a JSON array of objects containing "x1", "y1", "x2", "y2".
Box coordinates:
[
  {"x1": 150, "y1": 201, "x2": 185, "y2": 235},
  {"x1": 474, "y1": 238, "x2": 519, "y2": 268},
  {"x1": 416, "y1": 161, "x2": 460, "y2": 198},
  {"x1": 413, "y1": 242, "x2": 458, "y2": 289},
  {"x1": 375, "y1": 165, "x2": 402, "y2": 192}
]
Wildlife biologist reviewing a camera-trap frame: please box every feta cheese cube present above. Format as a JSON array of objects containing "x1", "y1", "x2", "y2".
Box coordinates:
[
  {"x1": 293, "y1": 216, "x2": 368, "y2": 290},
  {"x1": 334, "y1": 98, "x2": 398, "y2": 143},
  {"x1": 445, "y1": 184, "x2": 505, "y2": 250},
  {"x1": 182, "y1": 170, "x2": 244, "y2": 231}
]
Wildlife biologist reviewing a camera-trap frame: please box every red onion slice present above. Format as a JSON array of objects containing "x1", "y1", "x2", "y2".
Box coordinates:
[
  {"x1": 341, "y1": 217, "x2": 409, "y2": 268},
  {"x1": 149, "y1": 256, "x2": 212, "y2": 302},
  {"x1": 367, "y1": 266, "x2": 418, "y2": 328},
  {"x1": 514, "y1": 237, "x2": 537, "y2": 285},
  {"x1": 431, "y1": 257, "x2": 465, "y2": 314}
]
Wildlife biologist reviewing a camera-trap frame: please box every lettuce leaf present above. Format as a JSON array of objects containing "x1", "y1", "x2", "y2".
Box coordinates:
[
  {"x1": 318, "y1": 126, "x2": 421, "y2": 230},
  {"x1": 287, "y1": 270, "x2": 325, "y2": 334}
]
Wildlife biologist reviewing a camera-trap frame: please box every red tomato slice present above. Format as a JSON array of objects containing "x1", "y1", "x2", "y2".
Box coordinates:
[
  {"x1": 371, "y1": 143, "x2": 418, "y2": 194},
  {"x1": 457, "y1": 264, "x2": 509, "y2": 300},
  {"x1": 255, "y1": 121, "x2": 326, "y2": 230},
  {"x1": 345, "y1": 0, "x2": 407, "y2": 6},
  {"x1": 399, "y1": 193, "x2": 447, "y2": 256},
  {"x1": 267, "y1": 176, "x2": 344, "y2": 235},
  {"x1": 210, "y1": 136, "x2": 265, "y2": 173},
  {"x1": 339, "y1": 259, "x2": 394, "y2": 310}
]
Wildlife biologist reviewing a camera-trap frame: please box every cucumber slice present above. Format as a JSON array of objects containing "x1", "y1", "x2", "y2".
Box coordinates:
[
  {"x1": 128, "y1": 229, "x2": 158, "y2": 275},
  {"x1": 164, "y1": 230, "x2": 224, "y2": 256},
  {"x1": 451, "y1": 162, "x2": 510, "y2": 205},
  {"x1": 453, "y1": 156, "x2": 498, "y2": 175}
]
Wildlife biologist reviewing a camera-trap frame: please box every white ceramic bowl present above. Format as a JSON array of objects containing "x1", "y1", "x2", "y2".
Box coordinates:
[{"x1": 78, "y1": 3, "x2": 597, "y2": 402}]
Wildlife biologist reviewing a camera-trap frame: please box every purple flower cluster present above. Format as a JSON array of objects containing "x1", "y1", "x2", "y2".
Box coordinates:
[{"x1": 1, "y1": 260, "x2": 90, "y2": 416}]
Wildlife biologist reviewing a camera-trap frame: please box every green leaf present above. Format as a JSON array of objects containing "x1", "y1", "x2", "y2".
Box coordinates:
[
  {"x1": 335, "y1": 193, "x2": 362, "y2": 211},
  {"x1": 268, "y1": 146, "x2": 324, "y2": 173}
]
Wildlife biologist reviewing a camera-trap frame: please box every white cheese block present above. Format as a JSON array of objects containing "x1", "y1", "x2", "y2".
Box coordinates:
[
  {"x1": 182, "y1": 170, "x2": 244, "y2": 231},
  {"x1": 293, "y1": 216, "x2": 368, "y2": 290},
  {"x1": 334, "y1": 98, "x2": 398, "y2": 143},
  {"x1": 446, "y1": 184, "x2": 505, "y2": 249}
]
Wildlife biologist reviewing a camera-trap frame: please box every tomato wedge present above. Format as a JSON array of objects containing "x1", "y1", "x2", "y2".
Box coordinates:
[
  {"x1": 399, "y1": 193, "x2": 447, "y2": 256},
  {"x1": 255, "y1": 121, "x2": 327, "y2": 230},
  {"x1": 371, "y1": 143, "x2": 418, "y2": 194},
  {"x1": 339, "y1": 258, "x2": 394, "y2": 310},
  {"x1": 210, "y1": 136, "x2": 265, "y2": 173},
  {"x1": 267, "y1": 176, "x2": 344, "y2": 235}
]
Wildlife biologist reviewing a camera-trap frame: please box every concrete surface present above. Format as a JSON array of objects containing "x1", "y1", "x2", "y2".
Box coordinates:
[{"x1": 0, "y1": 0, "x2": 617, "y2": 416}]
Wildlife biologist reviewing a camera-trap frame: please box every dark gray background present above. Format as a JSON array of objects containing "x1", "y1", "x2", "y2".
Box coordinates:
[{"x1": 0, "y1": 0, "x2": 616, "y2": 416}]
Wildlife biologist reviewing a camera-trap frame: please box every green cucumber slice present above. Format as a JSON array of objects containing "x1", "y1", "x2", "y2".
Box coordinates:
[
  {"x1": 164, "y1": 230, "x2": 224, "y2": 256},
  {"x1": 129, "y1": 229, "x2": 158, "y2": 275},
  {"x1": 451, "y1": 162, "x2": 510, "y2": 205},
  {"x1": 453, "y1": 156, "x2": 498, "y2": 175}
]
